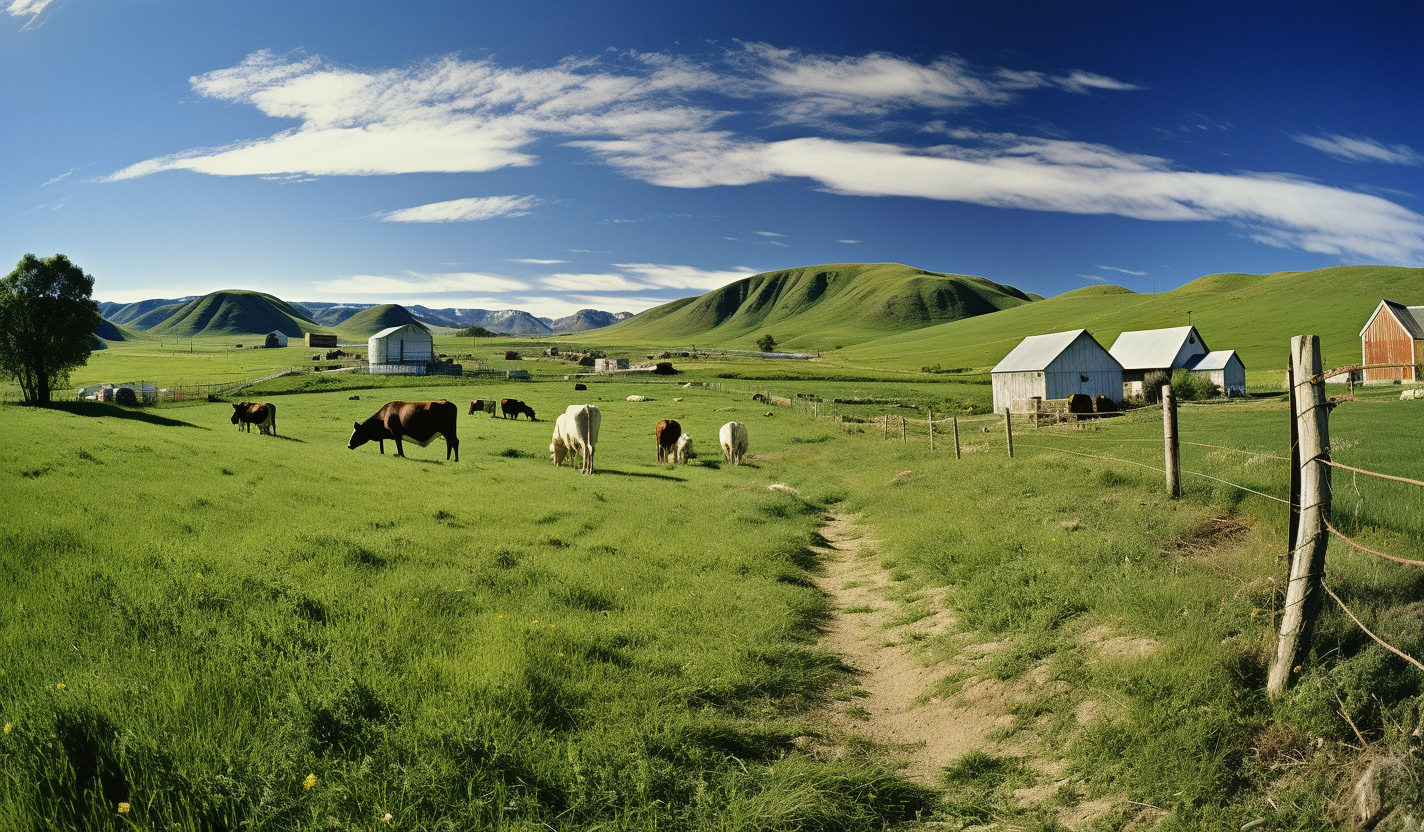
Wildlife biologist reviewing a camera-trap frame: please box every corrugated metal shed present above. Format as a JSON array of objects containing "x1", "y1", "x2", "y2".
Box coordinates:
[
  {"x1": 992, "y1": 330, "x2": 1091, "y2": 373},
  {"x1": 1184, "y1": 350, "x2": 1247, "y2": 394},
  {"x1": 992, "y1": 329, "x2": 1123, "y2": 413},
  {"x1": 1108, "y1": 326, "x2": 1208, "y2": 371},
  {"x1": 369, "y1": 324, "x2": 433, "y2": 365}
]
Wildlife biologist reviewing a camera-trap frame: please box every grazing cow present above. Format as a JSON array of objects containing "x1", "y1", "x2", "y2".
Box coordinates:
[
  {"x1": 501, "y1": 398, "x2": 536, "y2": 420},
  {"x1": 348, "y1": 400, "x2": 459, "y2": 461},
  {"x1": 550, "y1": 404, "x2": 600, "y2": 474},
  {"x1": 720, "y1": 421, "x2": 748, "y2": 466},
  {"x1": 655, "y1": 419, "x2": 681, "y2": 463},
  {"x1": 231, "y1": 402, "x2": 277, "y2": 436},
  {"x1": 469, "y1": 399, "x2": 497, "y2": 416},
  {"x1": 574, "y1": 383, "x2": 587, "y2": 391},
  {"x1": 674, "y1": 433, "x2": 694, "y2": 464},
  {"x1": 349, "y1": 395, "x2": 361, "y2": 401}
]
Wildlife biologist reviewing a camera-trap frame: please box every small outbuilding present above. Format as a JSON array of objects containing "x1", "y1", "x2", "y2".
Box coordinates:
[
  {"x1": 1183, "y1": 350, "x2": 1246, "y2": 396},
  {"x1": 1360, "y1": 299, "x2": 1424, "y2": 383},
  {"x1": 1108, "y1": 326, "x2": 1209, "y2": 397},
  {"x1": 991, "y1": 329, "x2": 1123, "y2": 414},
  {"x1": 306, "y1": 332, "x2": 338, "y2": 348},
  {"x1": 264, "y1": 331, "x2": 289, "y2": 348},
  {"x1": 369, "y1": 324, "x2": 433, "y2": 366}
]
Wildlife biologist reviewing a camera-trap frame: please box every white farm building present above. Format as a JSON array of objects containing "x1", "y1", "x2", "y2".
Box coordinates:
[
  {"x1": 368, "y1": 324, "x2": 433, "y2": 373},
  {"x1": 991, "y1": 329, "x2": 1124, "y2": 414},
  {"x1": 1184, "y1": 350, "x2": 1247, "y2": 395}
]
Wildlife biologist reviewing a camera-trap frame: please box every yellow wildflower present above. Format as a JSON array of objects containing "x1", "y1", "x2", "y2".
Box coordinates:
[
  {"x1": 531, "y1": 619, "x2": 538, "y2": 624},
  {"x1": 117, "y1": 802, "x2": 131, "y2": 814},
  {"x1": 303, "y1": 773, "x2": 317, "y2": 790},
  {"x1": 3, "y1": 723, "x2": 11, "y2": 734},
  {"x1": 380, "y1": 813, "x2": 394, "y2": 823},
  {"x1": 56, "y1": 683, "x2": 66, "y2": 691},
  {"x1": 1250, "y1": 608, "x2": 1260, "y2": 619}
]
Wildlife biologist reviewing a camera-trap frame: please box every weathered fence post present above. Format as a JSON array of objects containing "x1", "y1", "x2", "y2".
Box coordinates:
[
  {"x1": 1162, "y1": 384, "x2": 1181, "y2": 498},
  {"x1": 952, "y1": 415, "x2": 961, "y2": 460},
  {"x1": 902, "y1": 416, "x2": 907, "y2": 441},
  {"x1": 1268, "y1": 335, "x2": 1332, "y2": 699},
  {"x1": 1004, "y1": 408, "x2": 1014, "y2": 458},
  {"x1": 928, "y1": 407, "x2": 934, "y2": 452},
  {"x1": 883, "y1": 414, "x2": 889, "y2": 439}
]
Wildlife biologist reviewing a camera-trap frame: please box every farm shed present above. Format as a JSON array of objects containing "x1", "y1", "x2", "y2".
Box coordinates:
[
  {"x1": 1108, "y1": 326, "x2": 1209, "y2": 396},
  {"x1": 991, "y1": 329, "x2": 1123, "y2": 414},
  {"x1": 305, "y1": 333, "x2": 338, "y2": 348},
  {"x1": 368, "y1": 324, "x2": 433, "y2": 369},
  {"x1": 1183, "y1": 350, "x2": 1246, "y2": 395},
  {"x1": 1360, "y1": 299, "x2": 1424, "y2": 383},
  {"x1": 264, "y1": 331, "x2": 288, "y2": 348}
]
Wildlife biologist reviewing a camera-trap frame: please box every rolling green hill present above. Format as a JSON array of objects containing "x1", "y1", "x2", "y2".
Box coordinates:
[
  {"x1": 145, "y1": 290, "x2": 323, "y2": 338},
  {"x1": 581, "y1": 263, "x2": 1035, "y2": 350},
  {"x1": 835, "y1": 265, "x2": 1424, "y2": 376},
  {"x1": 93, "y1": 317, "x2": 142, "y2": 343},
  {"x1": 333, "y1": 303, "x2": 432, "y2": 339}
]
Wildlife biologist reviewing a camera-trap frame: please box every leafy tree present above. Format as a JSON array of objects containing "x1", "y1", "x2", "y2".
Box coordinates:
[
  {"x1": 456, "y1": 325, "x2": 497, "y2": 337},
  {"x1": 756, "y1": 333, "x2": 778, "y2": 353},
  {"x1": 0, "y1": 254, "x2": 101, "y2": 404}
]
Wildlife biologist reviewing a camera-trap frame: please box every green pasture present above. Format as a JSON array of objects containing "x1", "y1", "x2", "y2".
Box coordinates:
[{"x1": 2, "y1": 365, "x2": 1421, "y2": 829}]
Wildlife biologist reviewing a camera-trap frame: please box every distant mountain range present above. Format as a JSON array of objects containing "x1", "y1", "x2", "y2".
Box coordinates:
[{"x1": 97, "y1": 294, "x2": 633, "y2": 337}]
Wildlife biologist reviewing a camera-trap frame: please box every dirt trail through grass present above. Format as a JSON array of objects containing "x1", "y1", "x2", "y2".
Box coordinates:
[{"x1": 811, "y1": 513, "x2": 1013, "y2": 786}]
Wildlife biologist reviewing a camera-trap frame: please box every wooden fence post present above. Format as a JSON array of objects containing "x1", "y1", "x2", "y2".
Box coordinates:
[
  {"x1": 1004, "y1": 408, "x2": 1014, "y2": 458},
  {"x1": 1163, "y1": 384, "x2": 1181, "y2": 498},
  {"x1": 928, "y1": 407, "x2": 934, "y2": 452},
  {"x1": 1268, "y1": 335, "x2": 1332, "y2": 699},
  {"x1": 902, "y1": 416, "x2": 907, "y2": 441},
  {"x1": 952, "y1": 415, "x2": 961, "y2": 460}
]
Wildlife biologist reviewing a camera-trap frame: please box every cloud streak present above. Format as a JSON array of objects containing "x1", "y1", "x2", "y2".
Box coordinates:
[
  {"x1": 1293, "y1": 132, "x2": 1423, "y2": 166},
  {"x1": 378, "y1": 195, "x2": 538, "y2": 222}
]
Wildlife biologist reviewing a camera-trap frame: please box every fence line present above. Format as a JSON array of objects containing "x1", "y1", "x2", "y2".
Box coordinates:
[
  {"x1": 1322, "y1": 517, "x2": 1424, "y2": 568},
  {"x1": 1321, "y1": 580, "x2": 1424, "y2": 673},
  {"x1": 1322, "y1": 459, "x2": 1424, "y2": 489}
]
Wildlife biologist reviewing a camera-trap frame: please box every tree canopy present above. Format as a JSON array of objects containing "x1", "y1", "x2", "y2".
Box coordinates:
[
  {"x1": 0, "y1": 254, "x2": 102, "y2": 404},
  {"x1": 756, "y1": 333, "x2": 778, "y2": 353}
]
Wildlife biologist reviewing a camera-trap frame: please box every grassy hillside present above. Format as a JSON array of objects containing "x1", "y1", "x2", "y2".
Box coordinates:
[
  {"x1": 92, "y1": 318, "x2": 143, "y2": 343},
  {"x1": 146, "y1": 291, "x2": 323, "y2": 338},
  {"x1": 582, "y1": 264, "x2": 1034, "y2": 351},
  {"x1": 333, "y1": 304, "x2": 430, "y2": 339},
  {"x1": 836, "y1": 265, "x2": 1424, "y2": 377}
]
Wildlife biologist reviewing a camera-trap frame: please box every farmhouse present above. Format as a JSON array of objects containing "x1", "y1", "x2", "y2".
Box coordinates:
[
  {"x1": 1360, "y1": 299, "x2": 1424, "y2": 383},
  {"x1": 1183, "y1": 350, "x2": 1246, "y2": 396},
  {"x1": 305, "y1": 332, "x2": 338, "y2": 348},
  {"x1": 1108, "y1": 326, "x2": 1209, "y2": 397},
  {"x1": 991, "y1": 329, "x2": 1123, "y2": 414},
  {"x1": 264, "y1": 331, "x2": 289, "y2": 348},
  {"x1": 368, "y1": 324, "x2": 435, "y2": 374}
]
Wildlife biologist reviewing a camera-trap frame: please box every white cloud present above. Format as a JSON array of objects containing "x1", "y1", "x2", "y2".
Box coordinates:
[
  {"x1": 6, "y1": 0, "x2": 54, "y2": 16},
  {"x1": 540, "y1": 272, "x2": 650, "y2": 292},
  {"x1": 312, "y1": 271, "x2": 529, "y2": 294},
  {"x1": 379, "y1": 195, "x2": 537, "y2": 223},
  {"x1": 1292, "y1": 132, "x2": 1423, "y2": 166},
  {"x1": 839, "y1": 239, "x2": 860, "y2": 244},
  {"x1": 754, "y1": 230, "x2": 784, "y2": 237},
  {"x1": 1097, "y1": 265, "x2": 1147, "y2": 276},
  {"x1": 615, "y1": 263, "x2": 754, "y2": 290},
  {"x1": 509, "y1": 258, "x2": 567, "y2": 264},
  {"x1": 566, "y1": 294, "x2": 671, "y2": 313}
]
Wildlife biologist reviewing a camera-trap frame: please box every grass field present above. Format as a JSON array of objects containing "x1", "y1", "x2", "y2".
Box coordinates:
[{"x1": 2, "y1": 343, "x2": 1421, "y2": 830}]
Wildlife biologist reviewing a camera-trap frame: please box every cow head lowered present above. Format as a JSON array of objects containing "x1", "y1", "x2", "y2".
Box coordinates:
[{"x1": 348, "y1": 400, "x2": 459, "y2": 461}]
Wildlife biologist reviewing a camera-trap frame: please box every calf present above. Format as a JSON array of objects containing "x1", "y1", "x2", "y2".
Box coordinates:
[
  {"x1": 349, "y1": 400, "x2": 459, "y2": 461},
  {"x1": 673, "y1": 433, "x2": 694, "y2": 464},
  {"x1": 655, "y1": 419, "x2": 681, "y2": 463},
  {"x1": 231, "y1": 402, "x2": 277, "y2": 436},
  {"x1": 501, "y1": 398, "x2": 536, "y2": 420},
  {"x1": 469, "y1": 399, "x2": 497, "y2": 416}
]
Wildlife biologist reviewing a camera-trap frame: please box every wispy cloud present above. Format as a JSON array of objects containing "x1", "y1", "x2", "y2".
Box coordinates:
[
  {"x1": 754, "y1": 230, "x2": 784, "y2": 237},
  {"x1": 6, "y1": 0, "x2": 54, "y2": 17},
  {"x1": 1293, "y1": 132, "x2": 1423, "y2": 166},
  {"x1": 1097, "y1": 265, "x2": 1146, "y2": 276},
  {"x1": 379, "y1": 195, "x2": 538, "y2": 223},
  {"x1": 312, "y1": 271, "x2": 529, "y2": 294},
  {"x1": 540, "y1": 263, "x2": 752, "y2": 292},
  {"x1": 838, "y1": 239, "x2": 860, "y2": 244},
  {"x1": 1076, "y1": 274, "x2": 1109, "y2": 283},
  {"x1": 509, "y1": 258, "x2": 567, "y2": 264}
]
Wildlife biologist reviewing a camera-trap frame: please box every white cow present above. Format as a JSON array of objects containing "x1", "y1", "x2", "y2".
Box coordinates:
[
  {"x1": 673, "y1": 433, "x2": 694, "y2": 464},
  {"x1": 719, "y1": 421, "x2": 748, "y2": 466},
  {"x1": 1401, "y1": 388, "x2": 1424, "y2": 401},
  {"x1": 551, "y1": 404, "x2": 601, "y2": 474}
]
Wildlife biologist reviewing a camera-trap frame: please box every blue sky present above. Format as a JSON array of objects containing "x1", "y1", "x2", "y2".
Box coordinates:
[{"x1": 3, "y1": 0, "x2": 1421, "y2": 318}]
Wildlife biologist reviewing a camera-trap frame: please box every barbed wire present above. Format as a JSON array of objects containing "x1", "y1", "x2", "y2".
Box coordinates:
[
  {"x1": 1322, "y1": 459, "x2": 1424, "y2": 489},
  {"x1": 1013, "y1": 441, "x2": 1295, "y2": 506},
  {"x1": 1321, "y1": 579, "x2": 1424, "y2": 673},
  {"x1": 1322, "y1": 516, "x2": 1424, "y2": 568}
]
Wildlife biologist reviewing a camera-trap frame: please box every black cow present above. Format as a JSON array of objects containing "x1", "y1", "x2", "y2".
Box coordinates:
[
  {"x1": 349, "y1": 400, "x2": 459, "y2": 461},
  {"x1": 500, "y1": 398, "x2": 536, "y2": 421},
  {"x1": 231, "y1": 402, "x2": 277, "y2": 436},
  {"x1": 655, "y1": 418, "x2": 681, "y2": 463},
  {"x1": 469, "y1": 399, "x2": 498, "y2": 417}
]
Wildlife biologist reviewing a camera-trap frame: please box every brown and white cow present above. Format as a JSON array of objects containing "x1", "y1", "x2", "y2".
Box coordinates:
[
  {"x1": 654, "y1": 418, "x2": 681, "y2": 463},
  {"x1": 231, "y1": 402, "x2": 277, "y2": 436},
  {"x1": 349, "y1": 400, "x2": 459, "y2": 461},
  {"x1": 468, "y1": 399, "x2": 497, "y2": 417}
]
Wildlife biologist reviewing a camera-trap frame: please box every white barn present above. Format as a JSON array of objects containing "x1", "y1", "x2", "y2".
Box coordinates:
[
  {"x1": 369, "y1": 324, "x2": 433, "y2": 367},
  {"x1": 1184, "y1": 350, "x2": 1246, "y2": 395},
  {"x1": 1108, "y1": 326, "x2": 1210, "y2": 397},
  {"x1": 991, "y1": 329, "x2": 1124, "y2": 413}
]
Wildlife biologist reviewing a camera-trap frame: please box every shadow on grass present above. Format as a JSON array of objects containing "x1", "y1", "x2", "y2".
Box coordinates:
[
  {"x1": 45, "y1": 401, "x2": 209, "y2": 429},
  {"x1": 594, "y1": 469, "x2": 687, "y2": 482}
]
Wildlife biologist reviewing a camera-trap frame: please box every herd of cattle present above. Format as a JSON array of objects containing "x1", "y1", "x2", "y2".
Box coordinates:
[{"x1": 232, "y1": 396, "x2": 749, "y2": 474}]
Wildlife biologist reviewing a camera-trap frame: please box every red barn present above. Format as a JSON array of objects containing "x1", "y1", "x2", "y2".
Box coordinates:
[{"x1": 1360, "y1": 299, "x2": 1424, "y2": 383}]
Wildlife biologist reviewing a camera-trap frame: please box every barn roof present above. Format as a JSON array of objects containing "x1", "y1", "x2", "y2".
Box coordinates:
[
  {"x1": 992, "y1": 329, "x2": 1108, "y2": 373},
  {"x1": 1361, "y1": 299, "x2": 1424, "y2": 339},
  {"x1": 371, "y1": 324, "x2": 431, "y2": 340},
  {"x1": 1108, "y1": 326, "x2": 1207, "y2": 370},
  {"x1": 1184, "y1": 350, "x2": 1241, "y2": 371}
]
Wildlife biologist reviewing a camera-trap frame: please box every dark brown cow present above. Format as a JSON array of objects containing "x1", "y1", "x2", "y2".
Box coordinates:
[
  {"x1": 349, "y1": 400, "x2": 459, "y2": 461},
  {"x1": 500, "y1": 398, "x2": 536, "y2": 421},
  {"x1": 654, "y1": 418, "x2": 681, "y2": 463},
  {"x1": 468, "y1": 399, "x2": 497, "y2": 417},
  {"x1": 231, "y1": 402, "x2": 277, "y2": 436}
]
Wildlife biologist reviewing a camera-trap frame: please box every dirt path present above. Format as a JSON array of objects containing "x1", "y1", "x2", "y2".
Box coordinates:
[{"x1": 810, "y1": 513, "x2": 1018, "y2": 786}]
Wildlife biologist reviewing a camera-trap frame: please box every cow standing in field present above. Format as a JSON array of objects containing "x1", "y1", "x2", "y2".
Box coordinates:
[
  {"x1": 231, "y1": 402, "x2": 277, "y2": 436},
  {"x1": 349, "y1": 400, "x2": 459, "y2": 461},
  {"x1": 720, "y1": 421, "x2": 748, "y2": 466},
  {"x1": 654, "y1": 419, "x2": 681, "y2": 463},
  {"x1": 673, "y1": 433, "x2": 694, "y2": 464},
  {"x1": 501, "y1": 398, "x2": 536, "y2": 420},
  {"x1": 469, "y1": 399, "x2": 497, "y2": 417},
  {"x1": 550, "y1": 404, "x2": 600, "y2": 474}
]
